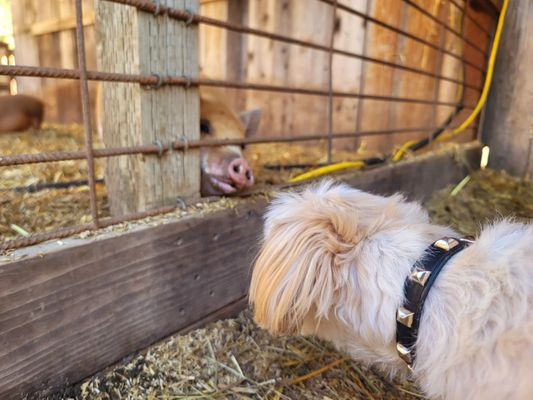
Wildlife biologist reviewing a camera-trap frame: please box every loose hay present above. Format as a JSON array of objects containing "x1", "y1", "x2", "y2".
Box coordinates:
[
  {"x1": 1, "y1": 124, "x2": 375, "y2": 241},
  {"x1": 426, "y1": 168, "x2": 533, "y2": 235},
  {"x1": 41, "y1": 312, "x2": 423, "y2": 400},
  {"x1": 0, "y1": 124, "x2": 107, "y2": 240}
]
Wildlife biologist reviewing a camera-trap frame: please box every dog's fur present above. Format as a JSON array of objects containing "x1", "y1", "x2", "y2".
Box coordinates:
[{"x1": 249, "y1": 180, "x2": 533, "y2": 400}]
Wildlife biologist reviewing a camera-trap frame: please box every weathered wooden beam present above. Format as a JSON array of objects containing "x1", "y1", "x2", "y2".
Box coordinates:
[
  {"x1": 0, "y1": 143, "x2": 481, "y2": 399},
  {"x1": 0, "y1": 201, "x2": 265, "y2": 399},
  {"x1": 95, "y1": 0, "x2": 201, "y2": 216},
  {"x1": 13, "y1": 12, "x2": 96, "y2": 37},
  {"x1": 10, "y1": 0, "x2": 42, "y2": 96},
  {"x1": 483, "y1": 0, "x2": 533, "y2": 178}
]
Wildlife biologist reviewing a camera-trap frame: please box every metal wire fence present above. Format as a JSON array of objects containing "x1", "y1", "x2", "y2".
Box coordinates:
[{"x1": 0, "y1": 0, "x2": 500, "y2": 251}]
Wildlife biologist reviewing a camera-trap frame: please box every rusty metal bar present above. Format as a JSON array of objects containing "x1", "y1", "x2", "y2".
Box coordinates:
[
  {"x1": 431, "y1": 0, "x2": 450, "y2": 143},
  {"x1": 0, "y1": 224, "x2": 94, "y2": 252},
  {"x1": 75, "y1": 0, "x2": 99, "y2": 227},
  {"x1": 402, "y1": 0, "x2": 486, "y2": 57},
  {"x1": 317, "y1": 0, "x2": 483, "y2": 73},
  {"x1": 0, "y1": 56, "x2": 482, "y2": 93},
  {"x1": 104, "y1": 0, "x2": 485, "y2": 75},
  {"x1": 327, "y1": 0, "x2": 338, "y2": 163},
  {"x1": 354, "y1": 0, "x2": 373, "y2": 151},
  {"x1": 97, "y1": 206, "x2": 178, "y2": 229},
  {"x1": 1, "y1": 131, "x2": 478, "y2": 252},
  {"x1": 0, "y1": 205, "x2": 176, "y2": 252},
  {"x1": 1, "y1": 126, "x2": 460, "y2": 167},
  {"x1": 0, "y1": 65, "x2": 476, "y2": 106}
]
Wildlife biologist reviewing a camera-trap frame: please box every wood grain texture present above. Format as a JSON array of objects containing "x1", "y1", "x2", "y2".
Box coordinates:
[
  {"x1": 10, "y1": 0, "x2": 97, "y2": 123},
  {"x1": 0, "y1": 201, "x2": 265, "y2": 399},
  {"x1": 0, "y1": 143, "x2": 481, "y2": 400},
  {"x1": 483, "y1": 0, "x2": 533, "y2": 177},
  {"x1": 96, "y1": 0, "x2": 201, "y2": 216}
]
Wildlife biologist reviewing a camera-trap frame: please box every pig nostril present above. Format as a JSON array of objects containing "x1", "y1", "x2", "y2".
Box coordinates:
[
  {"x1": 246, "y1": 170, "x2": 252, "y2": 181},
  {"x1": 233, "y1": 165, "x2": 240, "y2": 174}
]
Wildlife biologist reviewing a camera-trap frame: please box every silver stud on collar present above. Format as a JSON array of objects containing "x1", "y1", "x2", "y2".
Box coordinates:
[
  {"x1": 433, "y1": 237, "x2": 460, "y2": 251},
  {"x1": 396, "y1": 343, "x2": 413, "y2": 365},
  {"x1": 410, "y1": 269, "x2": 431, "y2": 286},
  {"x1": 396, "y1": 307, "x2": 415, "y2": 328}
]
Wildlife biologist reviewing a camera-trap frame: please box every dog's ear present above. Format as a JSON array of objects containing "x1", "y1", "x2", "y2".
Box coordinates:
[{"x1": 250, "y1": 181, "x2": 361, "y2": 335}]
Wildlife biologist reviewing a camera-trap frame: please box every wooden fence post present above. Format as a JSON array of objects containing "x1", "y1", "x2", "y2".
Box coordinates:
[
  {"x1": 483, "y1": 0, "x2": 533, "y2": 178},
  {"x1": 95, "y1": 0, "x2": 200, "y2": 216}
]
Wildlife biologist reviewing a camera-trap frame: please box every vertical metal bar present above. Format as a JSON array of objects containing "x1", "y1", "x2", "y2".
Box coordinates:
[
  {"x1": 354, "y1": 0, "x2": 373, "y2": 151},
  {"x1": 327, "y1": 0, "x2": 338, "y2": 163},
  {"x1": 75, "y1": 0, "x2": 99, "y2": 227},
  {"x1": 388, "y1": 1, "x2": 409, "y2": 136},
  {"x1": 523, "y1": 131, "x2": 533, "y2": 180},
  {"x1": 431, "y1": 0, "x2": 446, "y2": 145}
]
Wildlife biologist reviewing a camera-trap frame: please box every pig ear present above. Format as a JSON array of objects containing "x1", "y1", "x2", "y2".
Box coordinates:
[{"x1": 239, "y1": 108, "x2": 262, "y2": 138}]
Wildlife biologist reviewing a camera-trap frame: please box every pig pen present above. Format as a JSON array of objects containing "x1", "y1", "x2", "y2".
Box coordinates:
[{"x1": 25, "y1": 166, "x2": 533, "y2": 400}]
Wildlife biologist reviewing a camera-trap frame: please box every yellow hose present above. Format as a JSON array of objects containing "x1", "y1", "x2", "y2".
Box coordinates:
[
  {"x1": 437, "y1": 0, "x2": 508, "y2": 142},
  {"x1": 289, "y1": 161, "x2": 365, "y2": 183},
  {"x1": 289, "y1": 0, "x2": 508, "y2": 183},
  {"x1": 391, "y1": 140, "x2": 419, "y2": 161}
]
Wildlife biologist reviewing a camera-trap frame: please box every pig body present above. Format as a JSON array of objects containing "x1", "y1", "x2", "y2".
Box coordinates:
[
  {"x1": 95, "y1": 84, "x2": 261, "y2": 197},
  {"x1": 0, "y1": 94, "x2": 44, "y2": 133}
]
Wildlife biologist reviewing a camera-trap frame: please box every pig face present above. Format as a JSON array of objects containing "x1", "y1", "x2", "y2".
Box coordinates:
[{"x1": 199, "y1": 92, "x2": 261, "y2": 196}]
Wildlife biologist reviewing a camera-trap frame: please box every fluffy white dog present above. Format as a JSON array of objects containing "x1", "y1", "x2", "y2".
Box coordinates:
[{"x1": 249, "y1": 180, "x2": 533, "y2": 400}]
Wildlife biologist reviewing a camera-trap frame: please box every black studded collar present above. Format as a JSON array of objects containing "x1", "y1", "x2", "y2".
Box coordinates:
[{"x1": 396, "y1": 236, "x2": 473, "y2": 369}]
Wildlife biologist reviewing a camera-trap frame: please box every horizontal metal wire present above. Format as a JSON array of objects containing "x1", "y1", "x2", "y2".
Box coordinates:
[
  {"x1": 0, "y1": 126, "x2": 469, "y2": 167},
  {"x1": 0, "y1": 224, "x2": 94, "y2": 252},
  {"x1": 401, "y1": 0, "x2": 487, "y2": 57},
  {"x1": 317, "y1": 0, "x2": 484, "y2": 73},
  {"x1": 104, "y1": 0, "x2": 485, "y2": 76},
  {"x1": 1, "y1": 133, "x2": 477, "y2": 253},
  {"x1": 0, "y1": 65, "x2": 477, "y2": 106},
  {"x1": 0, "y1": 206, "x2": 176, "y2": 252}
]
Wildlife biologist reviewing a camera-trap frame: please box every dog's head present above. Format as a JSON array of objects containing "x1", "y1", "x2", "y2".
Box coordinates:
[{"x1": 249, "y1": 180, "x2": 431, "y2": 343}]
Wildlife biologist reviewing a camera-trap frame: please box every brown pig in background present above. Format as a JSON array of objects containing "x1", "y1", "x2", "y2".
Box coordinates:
[
  {"x1": 96, "y1": 85, "x2": 261, "y2": 197},
  {"x1": 0, "y1": 94, "x2": 44, "y2": 133}
]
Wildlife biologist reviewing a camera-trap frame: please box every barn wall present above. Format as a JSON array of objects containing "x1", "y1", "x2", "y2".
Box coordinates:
[
  {"x1": 199, "y1": 0, "x2": 493, "y2": 153},
  {"x1": 0, "y1": 41, "x2": 12, "y2": 93},
  {"x1": 9, "y1": 0, "x2": 494, "y2": 151},
  {"x1": 10, "y1": 0, "x2": 96, "y2": 124},
  {"x1": 483, "y1": 0, "x2": 533, "y2": 177}
]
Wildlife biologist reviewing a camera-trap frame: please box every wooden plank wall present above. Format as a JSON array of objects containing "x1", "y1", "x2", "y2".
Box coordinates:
[
  {"x1": 199, "y1": 0, "x2": 494, "y2": 154},
  {"x1": 0, "y1": 143, "x2": 482, "y2": 400},
  {"x1": 11, "y1": 0, "x2": 96, "y2": 124},
  {"x1": 8, "y1": 0, "x2": 494, "y2": 148},
  {"x1": 483, "y1": 0, "x2": 533, "y2": 177}
]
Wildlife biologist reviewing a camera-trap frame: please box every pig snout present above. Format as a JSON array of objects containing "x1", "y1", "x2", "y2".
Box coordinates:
[
  {"x1": 201, "y1": 152, "x2": 255, "y2": 196},
  {"x1": 228, "y1": 157, "x2": 254, "y2": 189}
]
